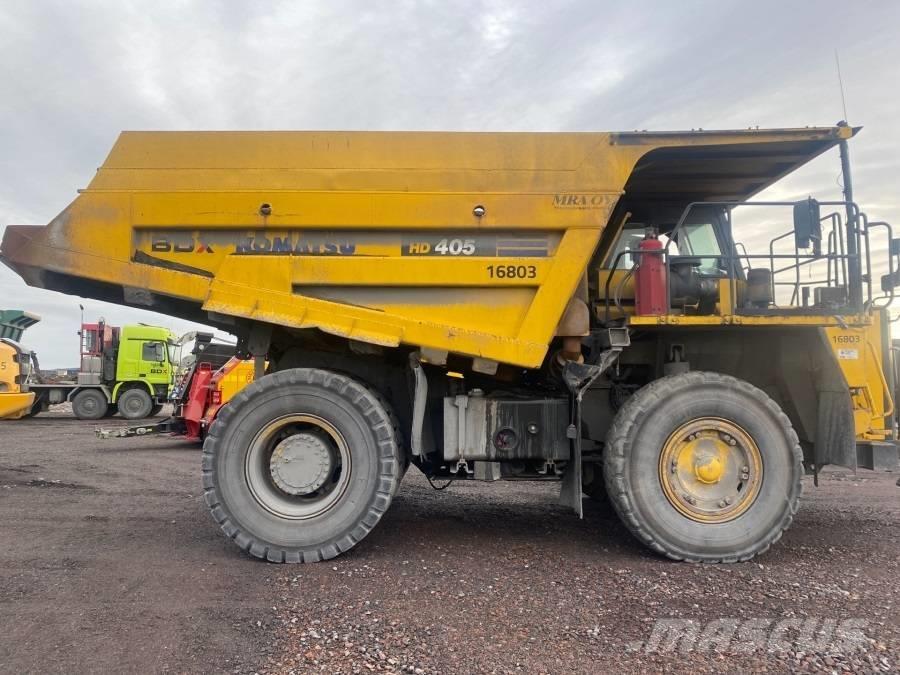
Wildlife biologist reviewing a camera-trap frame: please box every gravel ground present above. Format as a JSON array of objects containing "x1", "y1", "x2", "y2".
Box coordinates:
[{"x1": 0, "y1": 411, "x2": 897, "y2": 674}]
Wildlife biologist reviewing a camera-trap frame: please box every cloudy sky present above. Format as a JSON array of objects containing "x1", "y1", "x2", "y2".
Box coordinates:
[{"x1": 1, "y1": 0, "x2": 899, "y2": 366}]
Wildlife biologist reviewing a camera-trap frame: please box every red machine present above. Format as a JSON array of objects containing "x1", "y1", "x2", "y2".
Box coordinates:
[
  {"x1": 634, "y1": 232, "x2": 667, "y2": 315},
  {"x1": 80, "y1": 319, "x2": 117, "y2": 357},
  {"x1": 178, "y1": 356, "x2": 245, "y2": 440}
]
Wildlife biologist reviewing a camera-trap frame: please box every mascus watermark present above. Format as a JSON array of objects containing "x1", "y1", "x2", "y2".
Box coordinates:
[{"x1": 627, "y1": 618, "x2": 870, "y2": 654}]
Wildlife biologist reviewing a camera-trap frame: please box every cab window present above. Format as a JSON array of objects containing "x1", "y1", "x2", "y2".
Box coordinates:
[
  {"x1": 677, "y1": 222, "x2": 723, "y2": 275},
  {"x1": 142, "y1": 341, "x2": 165, "y2": 362}
]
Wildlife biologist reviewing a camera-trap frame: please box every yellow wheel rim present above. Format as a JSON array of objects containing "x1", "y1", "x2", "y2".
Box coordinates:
[{"x1": 658, "y1": 417, "x2": 762, "y2": 523}]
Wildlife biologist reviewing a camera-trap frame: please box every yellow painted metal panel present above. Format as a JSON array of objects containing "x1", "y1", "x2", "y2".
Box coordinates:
[
  {"x1": 216, "y1": 360, "x2": 255, "y2": 404},
  {"x1": 825, "y1": 315, "x2": 892, "y2": 440},
  {"x1": 0, "y1": 392, "x2": 34, "y2": 419}
]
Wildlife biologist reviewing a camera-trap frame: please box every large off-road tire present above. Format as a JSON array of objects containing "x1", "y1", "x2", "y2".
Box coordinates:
[
  {"x1": 202, "y1": 368, "x2": 403, "y2": 563},
  {"x1": 72, "y1": 389, "x2": 108, "y2": 420},
  {"x1": 117, "y1": 387, "x2": 154, "y2": 419},
  {"x1": 604, "y1": 371, "x2": 802, "y2": 563}
]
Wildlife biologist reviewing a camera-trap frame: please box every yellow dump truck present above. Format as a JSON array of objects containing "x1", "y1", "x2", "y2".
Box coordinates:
[{"x1": 2, "y1": 125, "x2": 897, "y2": 564}]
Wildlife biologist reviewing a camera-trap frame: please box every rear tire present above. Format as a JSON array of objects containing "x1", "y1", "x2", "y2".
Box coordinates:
[
  {"x1": 118, "y1": 388, "x2": 154, "y2": 419},
  {"x1": 603, "y1": 371, "x2": 802, "y2": 563},
  {"x1": 202, "y1": 368, "x2": 402, "y2": 563},
  {"x1": 72, "y1": 389, "x2": 108, "y2": 420}
]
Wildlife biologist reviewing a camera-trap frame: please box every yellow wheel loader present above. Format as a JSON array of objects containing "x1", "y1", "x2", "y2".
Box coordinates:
[
  {"x1": 2, "y1": 124, "x2": 896, "y2": 563},
  {"x1": 0, "y1": 310, "x2": 40, "y2": 419}
]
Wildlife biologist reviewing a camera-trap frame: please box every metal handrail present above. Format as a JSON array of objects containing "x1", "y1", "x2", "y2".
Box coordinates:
[
  {"x1": 670, "y1": 200, "x2": 866, "y2": 310},
  {"x1": 864, "y1": 220, "x2": 895, "y2": 309},
  {"x1": 599, "y1": 200, "x2": 884, "y2": 321}
]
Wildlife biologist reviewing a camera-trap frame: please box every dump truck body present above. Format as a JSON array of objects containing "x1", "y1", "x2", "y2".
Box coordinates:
[{"x1": 3, "y1": 125, "x2": 896, "y2": 563}]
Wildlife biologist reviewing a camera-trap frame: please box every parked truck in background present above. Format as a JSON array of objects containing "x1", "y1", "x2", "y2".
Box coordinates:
[
  {"x1": 2, "y1": 124, "x2": 897, "y2": 564},
  {"x1": 0, "y1": 311, "x2": 177, "y2": 420}
]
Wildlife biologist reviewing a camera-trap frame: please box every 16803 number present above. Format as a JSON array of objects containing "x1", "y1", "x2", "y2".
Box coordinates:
[{"x1": 487, "y1": 264, "x2": 537, "y2": 279}]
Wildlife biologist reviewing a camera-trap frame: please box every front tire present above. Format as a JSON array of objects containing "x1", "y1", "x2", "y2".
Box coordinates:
[
  {"x1": 202, "y1": 368, "x2": 402, "y2": 563},
  {"x1": 604, "y1": 371, "x2": 802, "y2": 563}
]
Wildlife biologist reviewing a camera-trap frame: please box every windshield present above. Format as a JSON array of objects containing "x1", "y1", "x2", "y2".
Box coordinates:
[{"x1": 678, "y1": 222, "x2": 723, "y2": 274}]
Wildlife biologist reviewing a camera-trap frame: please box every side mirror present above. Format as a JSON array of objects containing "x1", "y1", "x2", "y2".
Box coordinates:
[
  {"x1": 891, "y1": 238, "x2": 900, "y2": 257},
  {"x1": 793, "y1": 198, "x2": 822, "y2": 255},
  {"x1": 882, "y1": 270, "x2": 900, "y2": 292}
]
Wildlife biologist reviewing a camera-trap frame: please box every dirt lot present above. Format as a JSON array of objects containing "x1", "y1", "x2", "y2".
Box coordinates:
[{"x1": 0, "y1": 412, "x2": 897, "y2": 674}]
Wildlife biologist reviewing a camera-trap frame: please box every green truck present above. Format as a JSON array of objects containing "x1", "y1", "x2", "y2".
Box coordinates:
[{"x1": 1, "y1": 312, "x2": 177, "y2": 420}]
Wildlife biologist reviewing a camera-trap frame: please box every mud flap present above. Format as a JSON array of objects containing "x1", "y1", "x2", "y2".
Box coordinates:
[
  {"x1": 559, "y1": 421, "x2": 583, "y2": 518},
  {"x1": 814, "y1": 390, "x2": 857, "y2": 480},
  {"x1": 559, "y1": 348, "x2": 623, "y2": 517}
]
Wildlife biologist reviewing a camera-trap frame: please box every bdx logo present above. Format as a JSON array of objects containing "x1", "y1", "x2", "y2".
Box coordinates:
[{"x1": 151, "y1": 236, "x2": 213, "y2": 253}]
